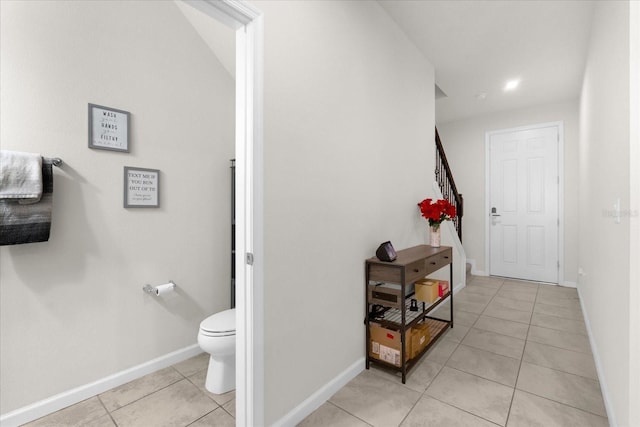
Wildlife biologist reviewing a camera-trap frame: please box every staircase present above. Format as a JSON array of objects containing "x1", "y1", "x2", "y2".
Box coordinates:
[
  {"x1": 435, "y1": 128, "x2": 464, "y2": 240},
  {"x1": 434, "y1": 127, "x2": 468, "y2": 291}
]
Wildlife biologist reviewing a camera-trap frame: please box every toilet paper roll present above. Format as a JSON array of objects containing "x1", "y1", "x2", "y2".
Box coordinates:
[{"x1": 154, "y1": 282, "x2": 175, "y2": 296}]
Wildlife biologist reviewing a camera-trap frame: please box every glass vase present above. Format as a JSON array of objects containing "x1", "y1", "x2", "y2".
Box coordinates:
[{"x1": 430, "y1": 225, "x2": 441, "y2": 248}]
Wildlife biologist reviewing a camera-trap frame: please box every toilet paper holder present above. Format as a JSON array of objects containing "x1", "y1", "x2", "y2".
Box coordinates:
[{"x1": 143, "y1": 281, "x2": 176, "y2": 296}]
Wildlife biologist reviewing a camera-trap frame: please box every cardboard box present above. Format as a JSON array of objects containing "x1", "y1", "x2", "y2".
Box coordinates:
[
  {"x1": 415, "y1": 279, "x2": 439, "y2": 303},
  {"x1": 369, "y1": 324, "x2": 410, "y2": 366},
  {"x1": 409, "y1": 323, "x2": 431, "y2": 358},
  {"x1": 438, "y1": 280, "x2": 450, "y2": 297}
]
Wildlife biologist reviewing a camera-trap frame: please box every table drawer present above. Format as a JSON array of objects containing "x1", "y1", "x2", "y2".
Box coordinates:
[
  {"x1": 405, "y1": 260, "x2": 427, "y2": 284},
  {"x1": 424, "y1": 249, "x2": 452, "y2": 274},
  {"x1": 368, "y1": 264, "x2": 402, "y2": 284},
  {"x1": 369, "y1": 259, "x2": 426, "y2": 284}
]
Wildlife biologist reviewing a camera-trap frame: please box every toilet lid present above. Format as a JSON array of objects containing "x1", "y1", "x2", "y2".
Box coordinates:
[{"x1": 200, "y1": 308, "x2": 236, "y2": 333}]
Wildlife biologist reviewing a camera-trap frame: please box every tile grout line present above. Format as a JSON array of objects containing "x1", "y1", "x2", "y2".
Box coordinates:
[
  {"x1": 325, "y1": 401, "x2": 374, "y2": 426},
  {"x1": 183, "y1": 371, "x2": 228, "y2": 408},
  {"x1": 503, "y1": 279, "x2": 537, "y2": 427},
  {"x1": 526, "y1": 336, "x2": 593, "y2": 355},
  {"x1": 517, "y1": 287, "x2": 607, "y2": 419},
  {"x1": 19, "y1": 362, "x2": 217, "y2": 426},
  {"x1": 518, "y1": 358, "x2": 601, "y2": 384},
  {"x1": 105, "y1": 367, "x2": 186, "y2": 418},
  {"x1": 419, "y1": 393, "x2": 504, "y2": 427},
  {"x1": 328, "y1": 367, "x2": 420, "y2": 426},
  {"x1": 407, "y1": 279, "x2": 507, "y2": 426},
  {"x1": 362, "y1": 278, "x2": 605, "y2": 427},
  {"x1": 425, "y1": 278, "x2": 513, "y2": 425},
  {"x1": 96, "y1": 395, "x2": 119, "y2": 427},
  {"x1": 397, "y1": 277, "x2": 481, "y2": 427},
  {"x1": 398, "y1": 362, "x2": 445, "y2": 427},
  {"x1": 530, "y1": 308, "x2": 585, "y2": 322},
  {"x1": 184, "y1": 408, "x2": 216, "y2": 427},
  {"x1": 511, "y1": 389, "x2": 609, "y2": 420},
  {"x1": 477, "y1": 312, "x2": 532, "y2": 327},
  {"x1": 458, "y1": 279, "x2": 531, "y2": 363}
]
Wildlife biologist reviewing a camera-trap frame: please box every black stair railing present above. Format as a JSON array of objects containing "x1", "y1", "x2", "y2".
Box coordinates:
[{"x1": 435, "y1": 128, "x2": 464, "y2": 240}]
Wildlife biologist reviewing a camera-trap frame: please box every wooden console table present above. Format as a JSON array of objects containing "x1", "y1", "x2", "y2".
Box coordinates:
[{"x1": 365, "y1": 245, "x2": 453, "y2": 383}]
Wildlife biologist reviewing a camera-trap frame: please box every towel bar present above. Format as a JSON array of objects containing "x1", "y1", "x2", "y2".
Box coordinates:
[{"x1": 49, "y1": 158, "x2": 63, "y2": 167}]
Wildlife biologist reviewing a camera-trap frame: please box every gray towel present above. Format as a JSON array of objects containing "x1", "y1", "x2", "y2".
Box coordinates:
[
  {"x1": 0, "y1": 150, "x2": 43, "y2": 204},
  {"x1": 0, "y1": 159, "x2": 53, "y2": 245}
]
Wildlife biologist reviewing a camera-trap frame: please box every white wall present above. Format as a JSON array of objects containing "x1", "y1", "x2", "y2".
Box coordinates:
[
  {"x1": 0, "y1": 0, "x2": 234, "y2": 415},
  {"x1": 256, "y1": 1, "x2": 436, "y2": 423},
  {"x1": 437, "y1": 100, "x2": 580, "y2": 284},
  {"x1": 578, "y1": 2, "x2": 635, "y2": 426},
  {"x1": 629, "y1": 3, "x2": 640, "y2": 425}
]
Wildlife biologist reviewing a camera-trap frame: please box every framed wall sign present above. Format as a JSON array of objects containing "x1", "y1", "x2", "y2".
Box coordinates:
[
  {"x1": 124, "y1": 167, "x2": 159, "y2": 208},
  {"x1": 89, "y1": 103, "x2": 130, "y2": 152}
]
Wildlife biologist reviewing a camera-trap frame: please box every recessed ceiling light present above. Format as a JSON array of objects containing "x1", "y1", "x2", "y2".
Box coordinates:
[{"x1": 504, "y1": 79, "x2": 520, "y2": 91}]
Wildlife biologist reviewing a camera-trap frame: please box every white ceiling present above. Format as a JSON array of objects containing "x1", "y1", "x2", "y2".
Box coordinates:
[
  {"x1": 176, "y1": 0, "x2": 595, "y2": 125},
  {"x1": 378, "y1": 0, "x2": 595, "y2": 124}
]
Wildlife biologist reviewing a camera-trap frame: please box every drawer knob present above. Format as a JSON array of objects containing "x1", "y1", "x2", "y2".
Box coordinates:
[
  {"x1": 444, "y1": 256, "x2": 449, "y2": 259},
  {"x1": 430, "y1": 261, "x2": 436, "y2": 265},
  {"x1": 413, "y1": 268, "x2": 420, "y2": 272}
]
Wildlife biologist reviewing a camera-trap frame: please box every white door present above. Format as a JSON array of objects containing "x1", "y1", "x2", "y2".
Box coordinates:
[{"x1": 488, "y1": 125, "x2": 559, "y2": 283}]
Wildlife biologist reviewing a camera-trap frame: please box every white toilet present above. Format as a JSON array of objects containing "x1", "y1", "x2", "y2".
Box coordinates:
[{"x1": 197, "y1": 308, "x2": 236, "y2": 394}]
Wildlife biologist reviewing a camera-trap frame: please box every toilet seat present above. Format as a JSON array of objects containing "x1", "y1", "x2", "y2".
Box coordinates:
[
  {"x1": 199, "y1": 308, "x2": 236, "y2": 336},
  {"x1": 200, "y1": 330, "x2": 235, "y2": 338}
]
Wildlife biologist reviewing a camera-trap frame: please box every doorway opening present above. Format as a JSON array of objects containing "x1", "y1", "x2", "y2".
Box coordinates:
[{"x1": 180, "y1": 1, "x2": 264, "y2": 425}]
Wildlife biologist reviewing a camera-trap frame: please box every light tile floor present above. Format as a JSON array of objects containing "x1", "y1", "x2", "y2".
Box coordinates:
[
  {"x1": 300, "y1": 275, "x2": 609, "y2": 427},
  {"x1": 22, "y1": 353, "x2": 235, "y2": 427},
  {"x1": 23, "y1": 275, "x2": 608, "y2": 427}
]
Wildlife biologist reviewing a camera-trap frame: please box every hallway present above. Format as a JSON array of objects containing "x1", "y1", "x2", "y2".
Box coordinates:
[{"x1": 300, "y1": 276, "x2": 607, "y2": 427}]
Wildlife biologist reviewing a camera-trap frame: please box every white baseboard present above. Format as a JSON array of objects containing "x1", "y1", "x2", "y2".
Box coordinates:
[
  {"x1": 562, "y1": 281, "x2": 577, "y2": 288},
  {"x1": 576, "y1": 287, "x2": 616, "y2": 426},
  {"x1": 273, "y1": 277, "x2": 464, "y2": 427},
  {"x1": 466, "y1": 259, "x2": 488, "y2": 276},
  {"x1": 453, "y1": 281, "x2": 465, "y2": 294},
  {"x1": 0, "y1": 344, "x2": 202, "y2": 427},
  {"x1": 271, "y1": 357, "x2": 365, "y2": 427}
]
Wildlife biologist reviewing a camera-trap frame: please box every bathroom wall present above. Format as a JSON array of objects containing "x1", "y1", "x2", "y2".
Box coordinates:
[
  {"x1": 437, "y1": 100, "x2": 580, "y2": 284},
  {"x1": 256, "y1": 1, "x2": 436, "y2": 423},
  {"x1": 0, "y1": 0, "x2": 234, "y2": 414}
]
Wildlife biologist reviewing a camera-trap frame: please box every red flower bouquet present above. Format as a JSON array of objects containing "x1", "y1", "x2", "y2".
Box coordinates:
[{"x1": 417, "y1": 198, "x2": 456, "y2": 230}]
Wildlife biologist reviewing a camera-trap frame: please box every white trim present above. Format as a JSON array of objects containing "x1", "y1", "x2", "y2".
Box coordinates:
[
  {"x1": 466, "y1": 259, "x2": 488, "y2": 276},
  {"x1": 484, "y1": 135, "x2": 491, "y2": 275},
  {"x1": 271, "y1": 358, "x2": 365, "y2": 427},
  {"x1": 484, "y1": 121, "x2": 565, "y2": 284},
  {"x1": 452, "y1": 281, "x2": 465, "y2": 295},
  {"x1": 629, "y1": 3, "x2": 640, "y2": 426},
  {"x1": 557, "y1": 122, "x2": 565, "y2": 286},
  {"x1": 181, "y1": 2, "x2": 264, "y2": 425},
  {"x1": 576, "y1": 287, "x2": 616, "y2": 426},
  {"x1": 0, "y1": 345, "x2": 202, "y2": 427}
]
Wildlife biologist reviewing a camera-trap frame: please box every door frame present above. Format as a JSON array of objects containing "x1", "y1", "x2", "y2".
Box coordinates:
[
  {"x1": 484, "y1": 121, "x2": 564, "y2": 285},
  {"x1": 182, "y1": 1, "x2": 264, "y2": 425}
]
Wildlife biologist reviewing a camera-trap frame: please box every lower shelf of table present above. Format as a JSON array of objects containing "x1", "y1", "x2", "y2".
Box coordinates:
[{"x1": 366, "y1": 317, "x2": 451, "y2": 379}]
